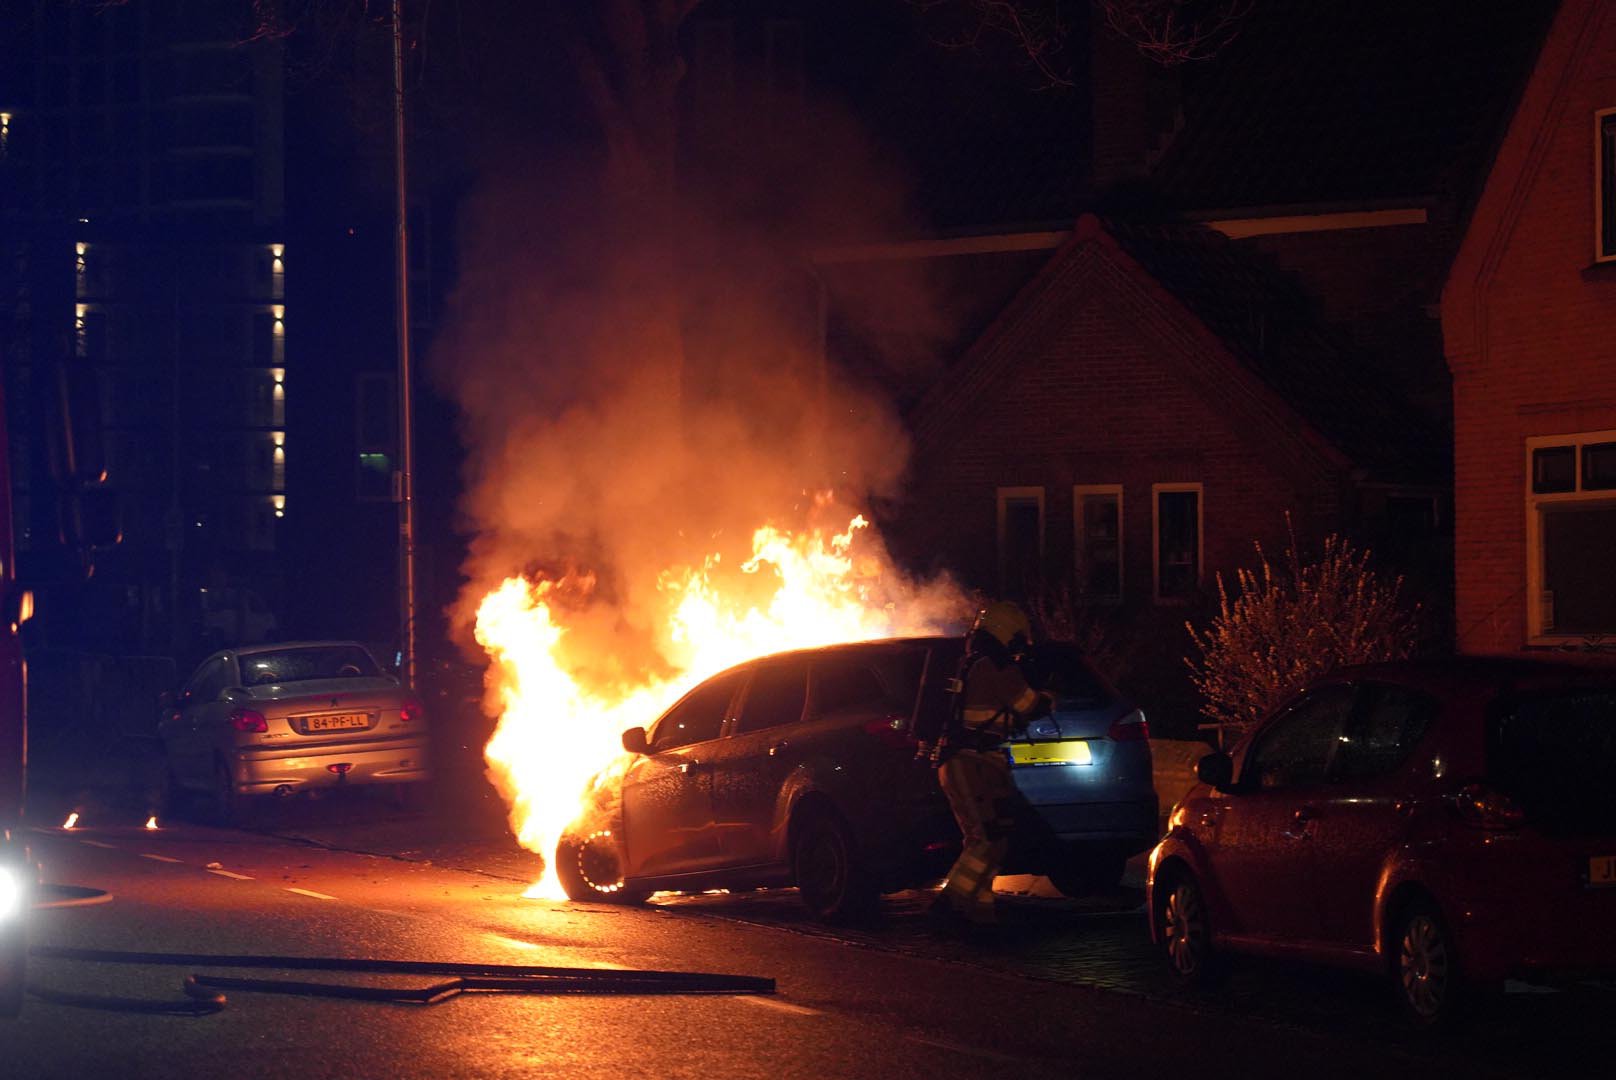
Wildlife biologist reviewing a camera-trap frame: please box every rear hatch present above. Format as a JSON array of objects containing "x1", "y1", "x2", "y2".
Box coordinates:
[
  {"x1": 1003, "y1": 644, "x2": 1149, "y2": 807},
  {"x1": 244, "y1": 677, "x2": 409, "y2": 742}
]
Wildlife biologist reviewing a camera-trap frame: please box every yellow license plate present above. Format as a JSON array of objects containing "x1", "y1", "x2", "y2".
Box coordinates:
[
  {"x1": 305, "y1": 712, "x2": 369, "y2": 732},
  {"x1": 1008, "y1": 740, "x2": 1092, "y2": 766},
  {"x1": 1589, "y1": 855, "x2": 1616, "y2": 887}
]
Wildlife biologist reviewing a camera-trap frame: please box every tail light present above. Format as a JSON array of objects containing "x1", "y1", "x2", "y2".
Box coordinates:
[
  {"x1": 1449, "y1": 783, "x2": 1526, "y2": 830},
  {"x1": 399, "y1": 697, "x2": 424, "y2": 723},
  {"x1": 229, "y1": 707, "x2": 268, "y2": 733},
  {"x1": 1108, "y1": 708, "x2": 1149, "y2": 742},
  {"x1": 862, "y1": 714, "x2": 917, "y2": 751}
]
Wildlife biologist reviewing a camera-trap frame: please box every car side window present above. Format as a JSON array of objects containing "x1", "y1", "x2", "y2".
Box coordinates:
[
  {"x1": 809, "y1": 656, "x2": 895, "y2": 720},
  {"x1": 186, "y1": 658, "x2": 231, "y2": 704},
  {"x1": 651, "y1": 671, "x2": 741, "y2": 751},
  {"x1": 1244, "y1": 685, "x2": 1355, "y2": 791},
  {"x1": 737, "y1": 660, "x2": 807, "y2": 733},
  {"x1": 1334, "y1": 683, "x2": 1434, "y2": 782}
]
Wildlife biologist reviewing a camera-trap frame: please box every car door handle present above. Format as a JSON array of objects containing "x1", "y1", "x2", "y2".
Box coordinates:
[
  {"x1": 768, "y1": 741, "x2": 789, "y2": 757},
  {"x1": 1281, "y1": 806, "x2": 1318, "y2": 840},
  {"x1": 677, "y1": 760, "x2": 703, "y2": 774}
]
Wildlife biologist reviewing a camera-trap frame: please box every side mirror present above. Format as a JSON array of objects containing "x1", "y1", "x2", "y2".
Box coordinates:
[
  {"x1": 1196, "y1": 751, "x2": 1235, "y2": 791},
  {"x1": 621, "y1": 727, "x2": 649, "y2": 756}
]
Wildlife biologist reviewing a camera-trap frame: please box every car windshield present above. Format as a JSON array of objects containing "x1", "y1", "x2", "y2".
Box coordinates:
[
  {"x1": 1489, "y1": 689, "x2": 1616, "y2": 829},
  {"x1": 238, "y1": 645, "x2": 381, "y2": 687},
  {"x1": 1020, "y1": 644, "x2": 1114, "y2": 709}
]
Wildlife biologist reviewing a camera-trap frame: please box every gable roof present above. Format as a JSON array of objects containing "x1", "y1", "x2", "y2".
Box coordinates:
[
  {"x1": 1444, "y1": 0, "x2": 1602, "y2": 368},
  {"x1": 1147, "y1": 0, "x2": 1557, "y2": 215},
  {"x1": 910, "y1": 214, "x2": 1446, "y2": 483}
]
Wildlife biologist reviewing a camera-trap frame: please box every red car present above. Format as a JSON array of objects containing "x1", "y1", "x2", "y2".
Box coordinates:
[{"x1": 1147, "y1": 658, "x2": 1616, "y2": 1027}]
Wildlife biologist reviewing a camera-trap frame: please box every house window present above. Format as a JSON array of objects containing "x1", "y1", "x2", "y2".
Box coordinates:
[
  {"x1": 1598, "y1": 108, "x2": 1616, "y2": 262},
  {"x1": 1073, "y1": 485, "x2": 1123, "y2": 603},
  {"x1": 1527, "y1": 431, "x2": 1616, "y2": 639},
  {"x1": 1153, "y1": 483, "x2": 1202, "y2": 602},
  {"x1": 996, "y1": 486, "x2": 1044, "y2": 599}
]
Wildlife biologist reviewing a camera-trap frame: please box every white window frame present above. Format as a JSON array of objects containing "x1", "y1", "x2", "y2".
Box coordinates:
[
  {"x1": 1596, "y1": 107, "x2": 1616, "y2": 264},
  {"x1": 1073, "y1": 484, "x2": 1124, "y2": 603},
  {"x1": 1524, "y1": 429, "x2": 1616, "y2": 642},
  {"x1": 1152, "y1": 482, "x2": 1204, "y2": 604},
  {"x1": 996, "y1": 486, "x2": 1045, "y2": 595}
]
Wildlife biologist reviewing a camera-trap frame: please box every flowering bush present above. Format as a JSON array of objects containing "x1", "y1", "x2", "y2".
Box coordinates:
[{"x1": 1186, "y1": 532, "x2": 1420, "y2": 744}]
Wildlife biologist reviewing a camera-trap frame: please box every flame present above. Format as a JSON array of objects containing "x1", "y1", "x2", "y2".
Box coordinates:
[{"x1": 475, "y1": 508, "x2": 963, "y2": 898}]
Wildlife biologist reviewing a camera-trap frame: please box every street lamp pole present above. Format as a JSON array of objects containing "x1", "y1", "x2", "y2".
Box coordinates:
[{"x1": 391, "y1": 0, "x2": 418, "y2": 688}]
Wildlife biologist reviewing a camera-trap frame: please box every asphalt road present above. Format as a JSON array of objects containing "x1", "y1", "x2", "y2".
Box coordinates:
[{"x1": 7, "y1": 790, "x2": 1611, "y2": 1079}]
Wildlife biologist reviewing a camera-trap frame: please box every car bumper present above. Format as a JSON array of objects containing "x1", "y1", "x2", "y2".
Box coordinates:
[{"x1": 230, "y1": 738, "x2": 430, "y2": 794}]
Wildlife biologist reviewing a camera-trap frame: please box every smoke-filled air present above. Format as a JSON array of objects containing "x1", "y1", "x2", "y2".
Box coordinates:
[{"x1": 431, "y1": 58, "x2": 971, "y2": 895}]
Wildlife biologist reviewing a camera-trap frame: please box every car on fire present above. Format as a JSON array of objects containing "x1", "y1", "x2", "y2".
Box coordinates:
[
  {"x1": 1148, "y1": 657, "x2": 1616, "y2": 1027},
  {"x1": 554, "y1": 635, "x2": 1156, "y2": 920},
  {"x1": 158, "y1": 640, "x2": 430, "y2": 822}
]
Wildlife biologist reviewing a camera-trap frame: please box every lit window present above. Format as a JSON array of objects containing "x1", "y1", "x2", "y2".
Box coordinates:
[
  {"x1": 1527, "y1": 431, "x2": 1616, "y2": 639},
  {"x1": 1153, "y1": 484, "x2": 1202, "y2": 602},
  {"x1": 996, "y1": 486, "x2": 1044, "y2": 599},
  {"x1": 1598, "y1": 108, "x2": 1616, "y2": 262},
  {"x1": 1074, "y1": 485, "x2": 1123, "y2": 603}
]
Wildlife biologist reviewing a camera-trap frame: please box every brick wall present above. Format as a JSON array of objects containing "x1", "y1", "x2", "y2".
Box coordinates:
[
  {"x1": 898, "y1": 281, "x2": 1344, "y2": 600},
  {"x1": 1445, "y1": 1, "x2": 1616, "y2": 656}
]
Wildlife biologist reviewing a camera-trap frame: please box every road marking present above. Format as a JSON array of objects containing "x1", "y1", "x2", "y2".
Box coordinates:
[
  {"x1": 208, "y1": 869, "x2": 254, "y2": 881},
  {"x1": 285, "y1": 887, "x2": 338, "y2": 901},
  {"x1": 484, "y1": 933, "x2": 541, "y2": 951},
  {"x1": 140, "y1": 853, "x2": 182, "y2": 864},
  {"x1": 737, "y1": 995, "x2": 823, "y2": 1017},
  {"x1": 79, "y1": 840, "x2": 117, "y2": 850}
]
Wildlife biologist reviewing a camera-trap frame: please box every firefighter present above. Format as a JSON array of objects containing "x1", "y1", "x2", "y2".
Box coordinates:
[{"x1": 926, "y1": 601, "x2": 1051, "y2": 929}]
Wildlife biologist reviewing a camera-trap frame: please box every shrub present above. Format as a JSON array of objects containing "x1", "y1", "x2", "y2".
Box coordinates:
[{"x1": 1185, "y1": 532, "x2": 1420, "y2": 745}]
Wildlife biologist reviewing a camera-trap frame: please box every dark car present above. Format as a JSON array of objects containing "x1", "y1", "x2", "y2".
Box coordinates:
[
  {"x1": 555, "y1": 635, "x2": 1156, "y2": 920},
  {"x1": 1147, "y1": 657, "x2": 1616, "y2": 1026}
]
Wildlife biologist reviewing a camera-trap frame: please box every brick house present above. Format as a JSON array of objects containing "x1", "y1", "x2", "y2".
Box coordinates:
[
  {"x1": 1443, "y1": 0, "x2": 1616, "y2": 656},
  {"x1": 897, "y1": 213, "x2": 1443, "y2": 609}
]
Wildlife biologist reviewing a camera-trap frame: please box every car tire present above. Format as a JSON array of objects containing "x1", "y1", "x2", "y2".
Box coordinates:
[
  {"x1": 791, "y1": 807, "x2": 876, "y2": 923},
  {"x1": 554, "y1": 832, "x2": 648, "y2": 905},
  {"x1": 1392, "y1": 898, "x2": 1464, "y2": 1029},
  {"x1": 211, "y1": 758, "x2": 249, "y2": 828},
  {"x1": 1157, "y1": 867, "x2": 1219, "y2": 985},
  {"x1": 1047, "y1": 849, "x2": 1127, "y2": 897}
]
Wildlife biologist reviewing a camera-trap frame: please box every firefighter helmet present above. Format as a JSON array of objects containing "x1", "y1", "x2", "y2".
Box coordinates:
[{"x1": 975, "y1": 601, "x2": 1032, "y2": 649}]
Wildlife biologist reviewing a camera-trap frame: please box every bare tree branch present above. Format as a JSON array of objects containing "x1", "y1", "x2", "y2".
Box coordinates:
[{"x1": 1097, "y1": 0, "x2": 1253, "y2": 66}]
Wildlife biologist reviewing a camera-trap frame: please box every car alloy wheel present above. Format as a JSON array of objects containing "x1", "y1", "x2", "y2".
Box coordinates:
[
  {"x1": 554, "y1": 831, "x2": 646, "y2": 905},
  {"x1": 792, "y1": 810, "x2": 874, "y2": 923},
  {"x1": 1161, "y1": 873, "x2": 1213, "y2": 981},
  {"x1": 1396, "y1": 903, "x2": 1456, "y2": 1026}
]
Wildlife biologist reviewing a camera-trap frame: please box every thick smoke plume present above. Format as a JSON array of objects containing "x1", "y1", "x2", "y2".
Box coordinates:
[{"x1": 432, "y1": 92, "x2": 966, "y2": 691}]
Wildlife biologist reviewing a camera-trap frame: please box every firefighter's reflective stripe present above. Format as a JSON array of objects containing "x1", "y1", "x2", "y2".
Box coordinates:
[{"x1": 937, "y1": 748, "x2": 1015, "y2": 923}]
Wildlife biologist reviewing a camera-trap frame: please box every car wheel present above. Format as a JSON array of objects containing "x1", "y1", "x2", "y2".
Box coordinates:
[
  {"x1": 554, "y1": 832, "x2": 648, "y2": 905},
  {"x1": 1393, "y1": 899, "x2": 1463, "y2": 1029},
  {"x1": 1047, "y1": 849, "x2": 1127, "y2": 897},
  {"x1": 211, "y1": 759, "x2": 249, "y2": 828},
  {"x1": 1157, "y1": 868, "x2": 1218, "y2": 984},
  {"x1": 792, "y1": 808, "x2": 876, "y2": 923}
]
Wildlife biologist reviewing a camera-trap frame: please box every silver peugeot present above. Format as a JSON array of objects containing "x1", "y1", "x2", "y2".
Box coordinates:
[{"x1": 158, "y1": 640, "x2": 429, "y2": 822}]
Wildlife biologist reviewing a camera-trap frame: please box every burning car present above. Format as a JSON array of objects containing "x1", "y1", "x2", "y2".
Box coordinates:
[
  {"x1": 552, "y1": 635, "x2": 1156, "y2": 920},
  {"x1": 158, "y1": 641, "x2": 429, "y2": 823}
]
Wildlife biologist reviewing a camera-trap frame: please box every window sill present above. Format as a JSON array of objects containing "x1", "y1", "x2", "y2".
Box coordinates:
[{"x1": 1579, "y1": 260, "x2": 1616, "y2": 282}]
